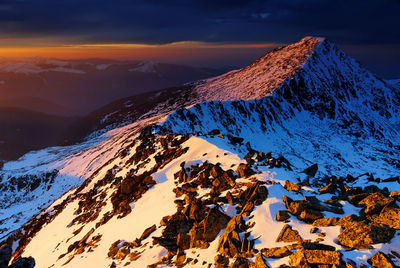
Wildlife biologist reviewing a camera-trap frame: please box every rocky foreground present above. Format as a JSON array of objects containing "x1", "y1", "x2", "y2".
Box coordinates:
[{"x1": 1, "y1": 128, "x2": 399, "y2": 267}]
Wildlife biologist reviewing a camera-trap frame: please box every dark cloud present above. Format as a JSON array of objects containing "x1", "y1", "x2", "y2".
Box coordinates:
[{"x1": 0, "y1": 0, "x2": 398, "y2": 77}]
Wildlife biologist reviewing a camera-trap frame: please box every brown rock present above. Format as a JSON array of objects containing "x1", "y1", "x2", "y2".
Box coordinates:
[
  {"x1": 372, "y1": 205, "x2": 400, "y2": 229},
  {"x1": 299, "y1": 209, "x2": 323, "y2": 223},
  {"x1": 348, "y1": 193, "x2": 369, "y2": 205},
  {"x1": 230, "y1": 257, "x2": 251, "y2": 268},
  {"x1": 338, "y1": 222, "x2": 395, "y2": 249},
  {"x1": 284, "y1": 180, "x2": 301, "y2": 192},
  {"x1": 276, "y1": 210, "x2": 290, "y2": 221},
  {"x1": 255, "y1": 253, "x2": 270, "y2": 268},
  {"x1": 214, "y1": 254, "x2": 229, "y2": 268},
  {"x1": 276, "y1": 224, "x2": 302, "y2": 243},
  {"x1": 217, "y1": 216, "x2": 247, "y2": 257},
  {"x1": 368, "y1": 251, "x2": 395, "y2": 268},
  {"x1": 236, "y1": 163, "x2": 254, "y2": 178},
  {"x1": 289, "y1": 249, "x2": 341, "y2": 266},
  {"x1": 283, "y1": 195, "x2": 307, "y2": 216},
  {"x1": 312, "y1": 217, "x2": 339, "y2": 227},
  {"x1": 390, "y1": 191, "x2": 400, "y2": 200},
  {"x1": 177, "y1": 233, "x2": 191, "y2": 250},
  {"x1": 261, "y1": 246, "x2": 292, "y2": 258},
  {"x1": 139, "y1": 224, "x2": 157, "y2": 241},
  {"x1": 359, "y1": 192, "x2": 394, "y2": 215},
  {"x1": 319, "y1": 183, "x2": 336, "y2": 194}
]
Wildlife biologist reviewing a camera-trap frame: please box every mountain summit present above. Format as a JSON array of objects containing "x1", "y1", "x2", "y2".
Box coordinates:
[{"x1": 1, "y1": 37, "x2": 399, "y2": 267}]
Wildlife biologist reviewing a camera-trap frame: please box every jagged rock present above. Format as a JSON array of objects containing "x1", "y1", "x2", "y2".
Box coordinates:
[
  {"x1": 276, "y1": 224, "x2": 302, "y2": 242},
  {"x1": 302, "y1": 164, "x2": 318, "y2": 177},
  {"x1": 284, "y1": 180, "x2": 301, "y2": 192},
  {"x1": 140, "y1": 224, "x2": 157, "y2": 241},
  {"x1": 176, "y1": 233, "x2": 191, "y2": 250},
  {"x1": 217, "y1": 216, "x2": 247, "y2": 257},
  {"x1": 276, "y1": 210, "x2": 290, "y2": 221},
  {"x1": 162, "y1": 212, "x2": 192, "y2": 239},
  {"x1": 236, "y1": 163, "x2": 254, "y2": 178},
  {"x1": 0, "y1": 244, "x2": 11, "y2": 268},
  {"x1": 214, "y1": 254, "x2": 229, "y2": 268},
  {"x1": 230, "y1": 257, "x2": 251, "y2": 268},
  {"x1": 312, "y1": 217, "x2": 339, "y2": 227},
  {"x1": 348, "y1": 193, "x2": 369, "y2": 205},
  {"x1": 359, "y1": 192, "x2": 394, "y2": 215},
  {"x1": 367, "y1": 252, "x2": 395, "y2": 268},
  {"x1": 176, "y1": 251, "x2": 186, "y2": 267},
  {"x1": 9, "y1": 257, "x2": 35, "y2": 268},
  {"x1": 390, "y1": 190, "x2": 400, "y2": 200},
  {"x1": 372, "y1": 205, "x2": 400, "y2": 229},
  {"x1": 319, "y1": 183, "x2": 336, "y2": 194},
  {"x1": 289, "y1": 249, "x2": 341, "y2": 267},
  {"x1": 210, "y1": 165, "x2": 224, "y2": 179},
  {"x1": 261, "y1": 246, "x2": 292, "y2": 258},
  {"x1": 283, "y1": 195, "x2": 307, "y2": 216},
  {"x1": 255, "y1": 253, "x2": 270, "y2": 268},
  {"x1": 190, "y1": 207, "x2": 230, "y2": 248},
  {"x1": 337, "y1": 214, "x2": 363, "y2": 229},
  {"x1": 338, "y1": 222, "x2": 395, "y2": 249},
  {"x1": 299, "y1": 209, "x2": 323, "y2": 223}
]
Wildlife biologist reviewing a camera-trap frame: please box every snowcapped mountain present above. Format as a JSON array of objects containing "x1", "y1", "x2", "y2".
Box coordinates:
[{"x1": 0, "y1": 37, "x2": 399, "y2": 267}]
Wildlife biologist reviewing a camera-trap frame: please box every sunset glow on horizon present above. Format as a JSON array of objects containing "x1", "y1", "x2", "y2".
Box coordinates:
[{"x1": 0, "y1": 41, "x2": 281, "y2": 61}]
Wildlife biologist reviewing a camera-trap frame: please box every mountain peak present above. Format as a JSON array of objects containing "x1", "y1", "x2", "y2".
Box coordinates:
[{"x1": 194, "y1": 36, "x2": 330, "y2": 102}]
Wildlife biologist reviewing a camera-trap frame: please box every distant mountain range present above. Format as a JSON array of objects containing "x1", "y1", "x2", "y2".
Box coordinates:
[
  {"x1": 0, "y1": 59, "x2": 232, "y2": 161},
  {"x1": 0, "y1": 58, "x2": 231, "y2": 115}
]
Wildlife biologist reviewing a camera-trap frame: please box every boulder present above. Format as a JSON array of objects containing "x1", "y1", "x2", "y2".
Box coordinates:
[
  {"x1": 289, "y1": 249, "x2": 341, "y2": 266},
  {"x1": 276, "y1": 210, "x2": 290, "y2": 221},
  {"x1": 276, "y1": 224, "x2": 302, "y2": 243},
  {"x1": 217, "y1": 216, "x2": 247, "y2": 257},
  {"x1": 284, "y1": 180, "x2": 301, "y2": 192},
  {"x1": 312, "y1": 217, "x2": 339, "y2": 227},
  {"x1": 176, "y1": 233, "x2": 191, "y2": 250},
  {"x1": 230, "y1": 257, "x2": 251, "y2": 268},
  {"x1": 261, "y1": 246, "x2": 292, "y2": 258},
  {"x1": 367, "y1": 252, "x2": 395, "y2": 268},
  {"x1": 319, "y1": 183, "x2": 336, "y2": 194},
  {"x1": 372, "y1": 205, "x2": 400, "y2": 229},
  {"x1": 139, "y1": 224, "x2": 157, "y2": 241},
  {"x1": 190, "y1": 207, "x2": 230, "y2": 248},
  {"x1": 359, "y1": 192, "x2": 394, "y2": 215},
  {"x1": 299, "y1": 209, "x2": 323, "y2": 223},
  {"x1": 338, "y1": 222, "x2": 395, "y2": 249},
  {"x1": 390, "y1": 191, "x2": 400, "y2": 200},
  {"x1": 255, "y1": 253, "x2": 270, "y2": 268},
  {"x1": 214, "y1": 254, "x2": 229, "y2": 268},
  {"x1": 348, "y1": 193, "x2": 369, "y2": 205},
  {"x1": 283, "y1": 195, "x2": 307, "y2": 216},
  {"x1": 236, "y1": 163, "x2": 254, "y2": 178}
]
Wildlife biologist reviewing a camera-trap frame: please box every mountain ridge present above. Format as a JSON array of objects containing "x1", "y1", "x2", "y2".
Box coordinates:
[{"x1": 0, "y1": 37, "x2": 399, "y2": 267}]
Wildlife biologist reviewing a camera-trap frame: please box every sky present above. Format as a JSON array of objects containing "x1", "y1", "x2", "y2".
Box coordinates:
[{"x1": 0, "y1": 0, "x2": 399, "y2": 78}]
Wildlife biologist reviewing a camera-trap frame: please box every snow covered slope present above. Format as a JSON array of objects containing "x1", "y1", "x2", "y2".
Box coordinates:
[{"x1": 1, "y1": 37, "x2": 400, "y2": 267}]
